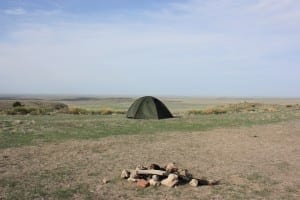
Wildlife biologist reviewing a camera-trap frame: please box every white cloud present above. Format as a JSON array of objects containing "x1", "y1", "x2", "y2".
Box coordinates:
[
  {"x1": 250, "y1": 0, "x2": 296, "y2": 12},
  {"x1": 4, "y1": 8, "x2": 27, "y2": 15},
  {"x1": 3, "y1": 7, "x2": 61, "y2": 17},
  {"x1": 33, "y1": 9, "x2": 61, "y2": 16}
]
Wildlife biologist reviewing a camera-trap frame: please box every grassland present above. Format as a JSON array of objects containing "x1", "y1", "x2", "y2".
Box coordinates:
[
  {"x1": 0, "y1": 97, "x2": 300, "y2": 199},
  {"x1": 0, "y1": 99, "x2": 299, "y2": 149}
]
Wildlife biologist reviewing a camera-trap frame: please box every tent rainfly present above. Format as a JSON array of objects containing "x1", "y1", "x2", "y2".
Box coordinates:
[{"x1": 126, "y1": 96, "x2": 173, "y2": 119}]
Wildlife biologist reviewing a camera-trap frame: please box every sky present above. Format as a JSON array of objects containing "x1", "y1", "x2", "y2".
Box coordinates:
[{"x1": 0, "y1": 0, "x2": 299, "y2": 97}]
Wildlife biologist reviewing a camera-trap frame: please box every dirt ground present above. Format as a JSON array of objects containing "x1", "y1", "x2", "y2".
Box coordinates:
[{"x1": 1, "y1": 120, "x2": 299, "y2": 199}]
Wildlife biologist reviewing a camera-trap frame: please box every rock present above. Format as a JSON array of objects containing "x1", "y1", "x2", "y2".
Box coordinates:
[
  {"x1": 161, "y1": 174, "x2": 178, "y2": 187},
  {"x1": 102, "y1": 178, "x2": 109, "y2": 184},
  {"x1": 129, "y1": 170, "x2": 139, "y2": 179},
  {"x1": 120, "y1": 163, "x2": 217, "y2": 188},
  {"x1": 149, "y1": 179, "x2": 161, "y2": 186},
  {"x1": 136, "y1": 165, "x2": 147, "y2": 170},
  {"x1": 189, "y1": 179, "x2": 198, "y2": 187},
  {"x1": 149, "y1": 163, "x2": 161, "y2": 170},
  {"x1": 165, "y1": 162, "x2": 178, "y2": 173},
  {"x1": 136, "y1": 179, "x2": 150, "y2": 188},
  {"x1": 152, "y1": 175, "x2": 159, "y2": 181},
  {"x1": 178, "y1": 169, "x2": 193, "y2": 181},
  {"x1": 208, "y1": 179, "x2": 220, "y2": 185},
  {"x1": 127, "y1": 177, "x2": 138, "y2": 182},
  {"x1": 121, "y1": 169, "x2": 130, "y2": 179},
  {"x1": 127, "y1": 170, "x2": 139, "y2": 182}
]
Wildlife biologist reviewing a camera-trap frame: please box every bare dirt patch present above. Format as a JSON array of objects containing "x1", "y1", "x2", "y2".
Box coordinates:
[{"x1": 0, "y1": 120, "x2": 299, "y2": 199}]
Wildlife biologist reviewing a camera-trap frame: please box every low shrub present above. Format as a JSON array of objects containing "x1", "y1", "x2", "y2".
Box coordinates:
[
  {"x1": 54, "y1": 103, "x2": 68, "y2": 110},
  {"x1": 13, "y1": 107, "x2": 36, "y2": 115},
  {"x1": 92, "y1": 109, "x2": 126, "y2": 115},
  {"x1": 12, "y1": 101, "x2": 23, "y2": 107},
  {"x1": 66, "y1": 108, "x2": 126, "y2": 115},
  {"x1": 2, "y1": 101, "x2": 68, "y2": 115},
  {"x1": 67, "y1": 108, "x2": 89, "y2": 115},
  {"x1": 114, "y1": 110, "x2": 126, "y2": 114},
  {"x1": 99, "y1": 109, "x2": 113, "y2": 115}
]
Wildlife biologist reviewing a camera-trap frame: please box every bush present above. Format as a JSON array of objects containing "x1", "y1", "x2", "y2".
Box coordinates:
[
  {"x1": 54, "y1": 103, "x2": 68, "y2": 110},
  {"x1": 12, "y1": 101, "x2": 22, "y2": 107},
  {"x1": 67, "y1": 108, "x2": 89, "y2": 115},
  {"x1": 13, "y1": 107, "x2": 36, "y2": 115},
  {"x1": 99, "y1": 109, "x2": 113, "y2": 115}
]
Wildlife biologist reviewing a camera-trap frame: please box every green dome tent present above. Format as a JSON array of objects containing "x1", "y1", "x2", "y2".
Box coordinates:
[{"x1": 127, "y1": 96, "x2": 173, "y2": 119}]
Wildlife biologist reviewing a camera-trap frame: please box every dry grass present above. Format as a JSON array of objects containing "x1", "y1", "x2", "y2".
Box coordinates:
[
  {"x1": 0, "y1": 100, "x2": 126, "y2": 116},
  {"x1": 188, "y1": 108, "x2": 227, "y2": 115},
  {"x1": 66, "y1": 107, "x2": 89, "y2": 115},
  {"x1": 187, "y1": 102, "x2": 299, "y2": 115},
  {"x1": 0, "y1": 120, "x2": 299, "y2": 199},
  {"x1": 0, "y1": 100, "x2": 68, "y2": 115},
  {"x1": 98, "y1": 109, "x2": 126, "y2": 115},
  {"x1": 67, "y1": 107, "x2": 126, "y2": 115}
]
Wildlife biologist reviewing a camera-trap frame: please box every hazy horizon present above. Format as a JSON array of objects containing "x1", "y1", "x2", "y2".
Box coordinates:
[
  {"x1": 1, "y1": 93, "x2": 300, "y2": 99},
  {"x1": 1, "y1": 0, "x2": 299, "y2": 97}
]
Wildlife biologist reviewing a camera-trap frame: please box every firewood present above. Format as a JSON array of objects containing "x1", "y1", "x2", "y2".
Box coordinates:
[{"x1": 134, "y1": 169, "x2": 168, "y2": 176}]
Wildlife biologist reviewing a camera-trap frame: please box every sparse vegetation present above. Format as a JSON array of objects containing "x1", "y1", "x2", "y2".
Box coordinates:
[
  {"x1": 0, "y1": 100, "x2": 68, "y2": 115},
  {"x1": 188, "y1": 108, "x2": 227, "y2": 115},
  {"x1": 1, "y1": 118, "x2": 299, "y2": 199},
  {"x1": 187, "y1": 102, "x2": 296, "y2": 115},
  {"x1": 0, "y1": 97, "x2": 299, "y2": 199},
  {"x1": 1, "y1": 100, "x2": 127, "y2": 116},
  {"x1": 99, "y1": 109, "x2": 113, "y2": 115},
  {"x1": 0, "y1": 107, "x2": 299, "y2": 148},
  {"x1": 66, "y1": 107, "x2": 126, "y2": 115},
  {"x1": 66, "y1": 107, "x2": 89, "y2": 115}
]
